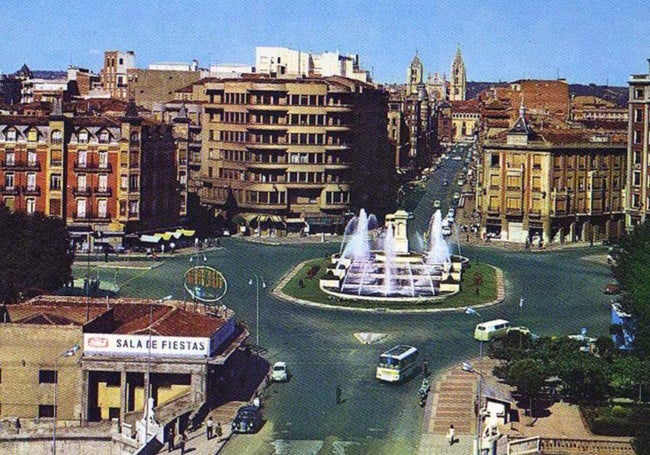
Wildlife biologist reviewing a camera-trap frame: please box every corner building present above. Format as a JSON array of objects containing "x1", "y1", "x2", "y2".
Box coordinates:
[{"x1": 199, "y1": 75, "x2": 395, "y2": 231}]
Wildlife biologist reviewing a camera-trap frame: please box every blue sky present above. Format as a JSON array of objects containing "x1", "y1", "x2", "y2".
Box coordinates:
[{"x1": 3, "y1": 0, "x2": 650, "y2": 86}]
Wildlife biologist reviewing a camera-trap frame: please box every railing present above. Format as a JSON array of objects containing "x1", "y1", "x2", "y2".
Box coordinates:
[
  {"x1": 72, "y1": 212, "x2": 112, "y2": 221},
  {"x1": 1, "y1": 160, "x2": 41, "y2": 171},
  {"x1": 74, "y1": 162, "x2": 112, "y2": 173},
  {"x1": 22, "y1": 185, "x2": 41, "y2": 196},
  {"x1": 72, "y1": 187, "x2": 92, "y2": 197},
  {"x1": 0, "y1": 185, "x2": 20, "y2": 195},
  {"x1": 539, "y1": 437, "x2": 633, "y2": 454},
  {"x1": 94, "y1": 187, "x2": 112, "y2": 197}
]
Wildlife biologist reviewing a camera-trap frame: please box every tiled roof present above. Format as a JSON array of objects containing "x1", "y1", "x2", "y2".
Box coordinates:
[{"x1": 7, "y1": 296, "x2": 229, "y2": 338}]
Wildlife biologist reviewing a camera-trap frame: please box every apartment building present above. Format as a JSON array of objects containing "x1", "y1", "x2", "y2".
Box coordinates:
[
  {"x1": 198, "y1": 75, "x2": 395, "y2": 232},
  {"x1": 627, "y1": 63, "x2": 650, "y2": 227},
  {"x1": 0, "y1": 99, "x2": 179, "y2": 242},
  {"x1": 100, "y1": 51, "x2": 135, "y2": 100},
  {"x1": 478, "y1": 106, "x2": 626, "y2": 244}
]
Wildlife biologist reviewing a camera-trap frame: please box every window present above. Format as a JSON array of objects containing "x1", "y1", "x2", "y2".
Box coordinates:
[
  {"x1": 76, "y1": 199, "x2": 86, "y2": 218},
  {"x1": 77, "y1": 174, "x2": 87, "y2": 190},
  {"x1": 130, "y1": 132, "x2": 139, "y2": 146},
  {"x1": 39, "y1": 369, "x2": 57, "y2": 384},
  {"x1": 39, "y1": 405, "x2": 55, "y2": 418},
  {"x1": 633, "y1": 171, "x2": 641, "y2": 187},
  {"x1": 78, "y1": 150, "x2": 87, "y2": 166},
  {"x1": 129, "y1": 200, "x2": 139, "y2": 215},
  {"x1": 98, "y1": 174, "x2": 108, "y2": 191},
  {"x1": 99, "y1": 151, "x2": 108, "y2": 168},
  {"x1": 635, "y1": 108, "x2": 643, "y2": 123},
  {"x1": 490, "y1": 153, "x2": 500, "y2": 167},
  {"x1": 120, "y1": 175, "x2": 128, "y2": 190},
  {"x1": 27, "y1": 129, "x2": 37, "y2": 142},
  {"x1": 634, "y1": 150, "x2": 642, "y2": 165},
  {"x1": 50, "y1": 174, "x2": 62, "y2": 190},
  {"x1": 51, "y1": 130, "x2": 63, "y2": 144},
  {"x1": 635, "y1": 88, "x2": 644, "y2": 99},
  {"x1": 129, "y1": 175, "x2": 138, "y2": 191},
  {"x1": 28, "y1": 149, "x2": 37, "y2": 166},
  {"x1": 27, "y1": 173, "x2": 36, "y2": 190},
  {"x1": 5, "y1": 149, "x2": 15, "y2": 166},
  {"x1": 99, "y1": 131, "x2": 110, "y2": 144},
  {"x1": 6, "y1": 129, "x2": 17, "y2": 141},
  {"x1": 98, "y1": 199, "x2": 107, "y2": 218},
  {"x1": 634, "y1": 130, "x2": 642, "y2": 144},
  {"x1": 78, "y1": 130, "x2": 88, "y2": 144},
  {"x1": 4, "y1": 173, "x2": 15, "y2": 189},
  {"x1": 26, "y1": 198, "x2": 36, "y2": 214}
]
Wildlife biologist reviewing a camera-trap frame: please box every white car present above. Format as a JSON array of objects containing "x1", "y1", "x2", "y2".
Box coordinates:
[{"x1": 271, "y1": 362, "x2": 288, "y2": 382}]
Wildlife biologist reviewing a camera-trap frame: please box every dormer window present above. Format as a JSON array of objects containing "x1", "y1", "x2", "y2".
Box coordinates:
[
  {"x1": 51, "y1": 130, "x2": 63, "y2": 144},
  {"x1": 78, "y1": 130, "x2": 89, "y2": 144},
  {"x1": 99, "y1": 130, "x2": 110, "y2": 144},
  {"x1": 6, "y1": 129, "x2": 16, "y2": 142},
  {"x1": 27, "y1": 129, "x2": 38, "y2": 142}
]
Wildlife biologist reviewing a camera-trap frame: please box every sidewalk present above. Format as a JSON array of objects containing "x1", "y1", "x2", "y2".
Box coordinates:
[{"x1": 419, "y1": 359, "x2": 496, "y2": 455}]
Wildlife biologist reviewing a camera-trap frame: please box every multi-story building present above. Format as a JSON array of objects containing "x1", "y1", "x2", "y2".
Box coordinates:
[
  {"x1": 449, "y1": 46, "x2": 467, "y2": 101},
  {"x1": 100, "y1": 50, "x2": 135, "y2": 100},
  {"x1": 570, "y1": 95, "x2": 628, "y2": 122},
  {"x1": 0, "y1": 99, "x2": 179, "y2": 243},
  {"x1": 627, "y1": 63, "x2": 650, "y2": 227},
  {"x1": 450, "y1": 99, "x2": 480, "y2": 142},
  {"x1": 198, "y1": 75, "x2": 395, "y2": 232},
  {"x1": 255, "y1": 47, "x2": 371, "y2": 83},
  {"x1": 126, "y1": 67, "x2": 203, "y2": 111},
  {"x1": 478, "y1": 106, "x2": 626, "y2": 244}
]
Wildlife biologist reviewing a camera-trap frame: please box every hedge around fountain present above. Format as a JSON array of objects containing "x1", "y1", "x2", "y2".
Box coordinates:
[{"x1": 281, "y1": 257, "x2": 497, "y2": 310}]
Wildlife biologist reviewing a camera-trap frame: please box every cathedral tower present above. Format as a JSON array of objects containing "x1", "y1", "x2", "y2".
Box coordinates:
[
  {"x1": 407, "y1": 51, "x2": 424, "y2": 95},
  {"x1": 450, "y1": 45, "x2": 466, "y2": 101}
]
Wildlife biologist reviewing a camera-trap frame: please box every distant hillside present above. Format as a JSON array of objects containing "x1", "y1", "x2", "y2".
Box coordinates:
[
  {"x1": 467, "y1": 81, "x2": 627, "y2": 107},
  {"x1": 32, "y1": 70, "x2": 67, "y2": 80}
]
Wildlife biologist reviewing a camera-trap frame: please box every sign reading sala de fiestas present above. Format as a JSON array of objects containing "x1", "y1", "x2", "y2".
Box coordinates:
[{"x1": 84, "y1": 333, "x2": 211, "y2": 358}]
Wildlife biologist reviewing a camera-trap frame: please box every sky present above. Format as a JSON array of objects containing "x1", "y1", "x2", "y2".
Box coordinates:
[{"x1": 3, "y1": 0, "x2": 650, "y2": 86}]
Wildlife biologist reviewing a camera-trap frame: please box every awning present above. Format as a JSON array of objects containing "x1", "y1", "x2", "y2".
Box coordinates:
[
  {"x1": 155, "y1": 232, "x2": 174, "y2": 241},
  {"x1": 140, "y1": 234, "x2": 162, "y2": 243}
]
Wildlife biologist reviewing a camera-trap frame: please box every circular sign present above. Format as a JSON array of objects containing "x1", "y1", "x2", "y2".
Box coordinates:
[{"x1": 183, "y1": 266, "x2": 228, "y2": 303}]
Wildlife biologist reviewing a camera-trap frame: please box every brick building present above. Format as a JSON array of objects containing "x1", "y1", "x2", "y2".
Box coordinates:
[
  {"x1": 627, "y1": 63, "x2": 650, "y2": 227},
  {"x1": 0, "y1": 99, "x2": 179, "y2": 243}
]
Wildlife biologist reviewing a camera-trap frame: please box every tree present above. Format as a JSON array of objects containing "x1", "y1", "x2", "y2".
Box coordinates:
[
  {"x1": 612, "y1": 222, "x2": 650, "y2": 359},
  {"x1": 0, "y1": 208, "x2": 72, "y2": 302},
  {"x1": 504, "y1": 358, "x2": 547, "y2": 419}
]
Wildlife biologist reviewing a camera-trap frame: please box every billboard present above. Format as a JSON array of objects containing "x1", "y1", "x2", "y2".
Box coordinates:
[
  {"x1": 184, "y1": 266, "x2": 228, "y2": 303},
  {"x1": 84, "y1": 333, "x2": 211, "y2": 358}
]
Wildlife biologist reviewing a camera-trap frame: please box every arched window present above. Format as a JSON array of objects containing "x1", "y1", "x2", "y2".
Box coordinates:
[{"x1": 51, "y1": 130, "x2": 63, "y2": 144}]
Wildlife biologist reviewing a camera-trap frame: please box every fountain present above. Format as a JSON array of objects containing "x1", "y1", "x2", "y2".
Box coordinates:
[{"x1": 321, "y1": 209, "x2": 467, "y2": 303}]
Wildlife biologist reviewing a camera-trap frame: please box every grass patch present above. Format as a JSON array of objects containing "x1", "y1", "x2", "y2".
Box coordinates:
[{"x1": 281, "y1": 257, "x2": 498, "y2": 310}]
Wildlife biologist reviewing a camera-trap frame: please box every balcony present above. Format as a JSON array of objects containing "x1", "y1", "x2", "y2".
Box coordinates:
[
  {"x1": 74, "y1": 161, "x2": 113, "y2": 173},
  {"x1": 0, "y1": 185, "x2": 20, "y2": 195},
  {"x1": 487, "y1": 207, "x2": 500, "y2": 216},
  {"x1": 1, "y1": 160, "x2": 41, "y2": 171},
  {"x1": 505, "y1": 208, "x2": 523, "y2": 217},
  {"x1": 72, "y1": 212, "x2": 112, "y2": 222},
  {"x1": 22, "y1": 186, "x2": 41, "y2": 196},
  {"x1": 72, "y1": 187, "x2": 92, "y2": 197},
  {"x1": 528, "y1": 209, "x2": 541, "y2": 218},
  {"x1": 94, "y1": 187, "x2": 113, "y2": 197}
]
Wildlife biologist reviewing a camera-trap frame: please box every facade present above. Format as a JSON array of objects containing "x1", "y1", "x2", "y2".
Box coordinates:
[
  {"x1": 255, "y1": 47, "x2": 371, "y2": 83},
  {"x1": 425, "y1": 72, "x2": 448, "y2": 102},
  {"x1": 449, "y1": 46, "x2": 466, "y2": 101},
  {"x1": 478, "y1": 106, "x2": 626, "y2": 244},
  {"x1": 126, "y1": 68, "x2": 203, "y2": 111},
  {"x1": 570, "y1": 95, "x2": 628, "y2": 122},
  {"x1": 386, "y1": 90, "x2": 408, "y2": 168},
  {"x1": 403, "y1": 84, "x2": 435, "y2": 169},
  {"x1": 0, "y1": 296, "x2": 247, "y2": 425},
  {"x1": 197, "y1": 75, "x2": 395, "y2": 231},
  {"x1": 100, "y1": 51, "x2": 136, "y2": 100},
  {"x1": 0, "y1": 100, "x2": 179, "y2": 242},
  {"x1": 627, "y1": 65, "x2": 650, "y2": 227},
  {"x1": 450, "y1": 99, "x2": 480, "y2": 142}
]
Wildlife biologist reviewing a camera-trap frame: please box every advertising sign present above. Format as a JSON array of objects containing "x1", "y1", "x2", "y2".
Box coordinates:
[
  {"x1": 184, "y1": 266, "x2": 228, "y2": 304},
  {"x1": 84, "y1": 333, "x2": 211, "y2": 358}
]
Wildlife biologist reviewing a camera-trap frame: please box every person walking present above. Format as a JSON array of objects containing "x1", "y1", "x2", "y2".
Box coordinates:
[
  {"x1": 206, "y1": 416, "x2": 214, "y2": 440},
  {"x1": 447, "y1": 424, "x2": 455, "y2": 445},
  {"x1": 215, "y1": 421, "x2": 222, "y2": 441},
  {"x1": 336, "y1": 385, "x2": 342, "y2": 405},
  {"x1": 180, "y1": 430, "x2": 188, "y2": 454},
  {"x1": 422, "y1": 360, "x2": 429, "y2": 378},
  {"x1": 167, "y1": 425, "x2": 175, "y2": 452}
]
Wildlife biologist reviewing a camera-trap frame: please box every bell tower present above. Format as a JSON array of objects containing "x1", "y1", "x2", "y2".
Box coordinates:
[
  {"x1": 407, "y1": 51, "x2": 424, "y2": 95},
  {"x1": 450, "y1": 45, "x2": 466, "y2": 101}
]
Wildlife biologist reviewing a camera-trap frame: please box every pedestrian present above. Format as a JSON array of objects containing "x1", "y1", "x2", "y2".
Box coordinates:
[
  {"x1": 215, "y1": 422, "x2": 222, "y2": 441},
  {"x1": 161, "y1": 244, "x2": 165, "y2": 255},
  {"x1": 422, "y1": 360, "x2": 429, "y2": 378},
  {"x1": 180, "y1": 430, "x2": 188, "y2": 454},
  {"x1": 15, "y1": 418, "x2": 21, "y2": 434},
  {"x1": 167, "y1": 425, "x2": 175, "y2": 452},
  {"x1": 447, "y1": 424, "x2": 455, "y2": 445},
  {"x1": 206, "y1": 416, "x2": 213, "y2": 440},
  {"x1": 336, "y1": 385, "x2": 342, "y2": 405}
]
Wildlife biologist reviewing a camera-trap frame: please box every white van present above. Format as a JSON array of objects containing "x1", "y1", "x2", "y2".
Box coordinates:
[{"x1": 474, "y1": 319, "x2": 510, "y2": 341}]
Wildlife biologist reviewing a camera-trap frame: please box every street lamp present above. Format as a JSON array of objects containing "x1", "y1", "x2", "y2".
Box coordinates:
[
  {"x1": 145, "y1": 295, "x2": 172, "y2": 444},
  {"x1": 53, "y1": 344, "x2": 81, "y2": 455},
  {"x1": 465, "y1": 307, "x2": 484, "y2": 455},
  {"x1": 462, "y1": 361, "x2": 484, "y2": 455},
  {"x1": 248, "y1": 275, "x2": 266, "y2": 354}
]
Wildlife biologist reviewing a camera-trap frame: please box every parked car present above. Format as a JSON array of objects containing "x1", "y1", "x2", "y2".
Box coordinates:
[
  {"x1": 271, "y1": 361, "x2": 288, "y2": 382},
  {"x1": 433, "y1": 199, "x2": 441, "y2": 208},
  {"x1": 231, "y1": 405, "x2": 263, "y2": 433},
  {"x1": 604, "y1": 283, "x2": 620, "y2": 295},
  {"x1": 453, "y1": 192, "x2": 460, "y2": 200}
]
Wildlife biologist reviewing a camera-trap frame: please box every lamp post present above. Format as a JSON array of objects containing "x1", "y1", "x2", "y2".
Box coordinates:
[
  {"x1": 465, "y1": 307, "x2": 484, "y2": 455},
  {"x1": 145, "y1": 295, "x2": 172, "y2": 444},
  {"x1": 53, "y1": 344, "x2": 81, "y2": 455},
  {"x1": 248, "y1": 275, "x2": 266, "y2": 354},
  {"x1": 462, "y1": 361, "x2": 484, "y2": 455}
]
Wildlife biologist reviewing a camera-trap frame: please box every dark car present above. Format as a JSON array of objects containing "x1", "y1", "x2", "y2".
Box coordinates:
[{"x1": 231, "y1": 405, "x2": 262, "y2": 433}]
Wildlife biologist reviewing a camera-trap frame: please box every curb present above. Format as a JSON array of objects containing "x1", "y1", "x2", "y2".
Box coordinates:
[{"x1": 271, "y1": 260, "x2": 506, "y2": 314}]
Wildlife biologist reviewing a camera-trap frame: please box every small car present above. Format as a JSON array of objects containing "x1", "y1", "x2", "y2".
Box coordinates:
[
  {"x1": 453, "y1": 192, "x2": 460, "y2": 200},
  {"x1": 604, "y1": 283, "x2": 620, "y2": 295},
  {"x1": 231, "y1": 405, "x2": 263, "y2": 433},
  {"x1": 271, "y1": 361, "x2": 288, "y2": 382},
  {"x1": 433, "y1": 200, "x2": 441, "y2": 208}
]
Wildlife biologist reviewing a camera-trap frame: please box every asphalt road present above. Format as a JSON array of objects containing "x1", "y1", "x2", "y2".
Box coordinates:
[{"x1": 83, "y1": 145, "x2": 614, "y2": 454}]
